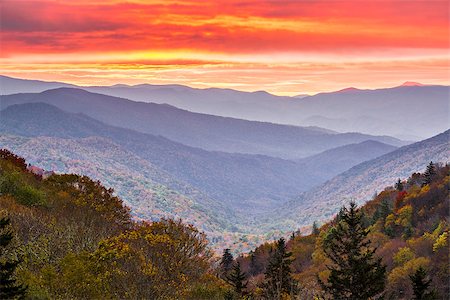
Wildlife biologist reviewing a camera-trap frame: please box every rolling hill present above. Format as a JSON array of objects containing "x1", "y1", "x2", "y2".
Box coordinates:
[
  {"x1": 263, "y1": 129, "x2": 450, "y2": 231},
  {"x1": 0, "y1": 87, "x2": 406, "y2": 159},
  {"x1": 0, "y1": 134, "x2": 233, "y2": 234},
  {"x1": 296, "y1": 140, "x2": 398, "y2": 182},
  {"x1": 0, "y1": 103, "x2": 320, "y2": 213},
  {"x1": 1, "y1": 75, "x2": 447, "y2": 139}
]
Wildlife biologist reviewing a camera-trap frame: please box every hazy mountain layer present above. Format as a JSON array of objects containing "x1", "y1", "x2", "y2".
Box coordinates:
[
  {"x1": 0, "y1": 87, "x2": 406, "y2": 159},
  {"x1": 0, "y1": 103, "x2": 320, "y2": 213},
  {"x1": 265, "y1": 129, "x2": 450, "y2": 231},
  {"x1": 296, "y1": 140, "x2": 398, "y2": 182},
  {"x1": 2, "y1": 75, "x2": 447, "y2": 139},
  {"x1": 0, "y1": 134, "x2": 233, "y2": 234}
]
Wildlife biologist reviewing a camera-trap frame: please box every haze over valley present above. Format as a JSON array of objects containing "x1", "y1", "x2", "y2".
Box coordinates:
[{"x1": 1, "y1": 76, "x2": 448, "y2": 252}]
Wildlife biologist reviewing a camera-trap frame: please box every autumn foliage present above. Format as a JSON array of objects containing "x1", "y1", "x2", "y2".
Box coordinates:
[{"x1": 0, "y1": 149, "x2": 448, "y2": 299}]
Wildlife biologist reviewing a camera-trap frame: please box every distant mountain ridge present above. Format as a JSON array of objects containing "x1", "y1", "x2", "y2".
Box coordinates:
[
  {"x1": 0, "y1": 102, "x2": 321, "y2": 214},
  {"x1": 0, "y1": 88, "x2": 406, "y2": 159},
  {"x1": 2, "y1": 75, "x2": 447, "y2": 139},
  {"x1": 0, "y1": 102, "x2": 406, "y2": 238},
  {"x1": 296, "y1": 140, "x2": 398, "y2": 182},
  {"x1": 266, "y1": 129, "x2": 450, "y2": 231}
]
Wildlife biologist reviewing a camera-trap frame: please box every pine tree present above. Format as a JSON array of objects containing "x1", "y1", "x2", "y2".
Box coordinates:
[
  {"x1": 220, "y1": 248, "x2": 234, "y2": 279},
  {"x1": 395, "y1": 178, "x2": 404, "y2": 191},
  {"x1": 0, "y1": 217, "x2": 26, "y2": 299},
  {"x1": 409, "y1": 267, "x2": 437, "y2": 300},
  {"x1": 422, "y1": 161, "x2": 436, "y2": 186},
  {"x1": 320, "y1": 202, "x2": 386, "y2": 300},
  {"x1": 249, "y1": 250, "x2": 263, "y2": 276},
  {"x1": 312, "y1": 221, "x2": 320, "y2": 235},
  {"x1": 226, "y1": 262, "x2": 247, "y2": 296},
  {"x1": 261, "y1": 238, "x2": 298, "y2": 299}
]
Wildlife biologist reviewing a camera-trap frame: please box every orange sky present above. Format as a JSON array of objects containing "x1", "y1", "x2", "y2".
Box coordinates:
[{"x1": 1, "y1": 0, "x2": 449, "y2": 95}]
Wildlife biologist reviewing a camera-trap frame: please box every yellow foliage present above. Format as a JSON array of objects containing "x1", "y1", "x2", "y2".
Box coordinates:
[
  {"x1": 395, "y1": 205, "x2": 413, "y2": 227},
  {"x1": 393, "y1": 247, "x2": 415, "y2": 266},
  {"x1": 419, "y1": 185, "x2": 430, "y2": 195},
  {"x1": 317, "y1": 269, "x2": 331, "y2": 283},
  {"x1": 388, "y1": 257, "x2": 430, "y2": 287},
  {"x1": 385, "y1": 213, "x2": 396, "y2": 227},
  {"x1": 433, "y1": 231, "x2": 448, "y2": 252},
  {"x1": 368, "y1": 231, "x2": 389, "y2": 248}
]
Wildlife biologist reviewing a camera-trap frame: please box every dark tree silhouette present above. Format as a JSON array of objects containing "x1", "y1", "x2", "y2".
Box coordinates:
[
  {"x1": 226, "y1": 262, "x2": 247, "y2": 296},
  {"x1": 312, "y1": 221, "x2": 320, "y2": 235},
  {"x1": 220, "y1": 248, "x2": 234, "y2": 278},
  {"x1": 320, "y1": 202, "x2": 386, "y2": 300},
  {"x1": 395, "y1": 178, "x2": 404, "y2": 191},
  {"x1": 422, "y1": 161, "x2": 436, "y2": 186},
  {"x1": 0, "y1": 217, "x2": 26, "y2": 299},
  {"x1": 261, "y1": 238, "x2": 298, "y2": 299},
  {"x1": 410, "y1": 267, "x2": 437, "y2": 300}
]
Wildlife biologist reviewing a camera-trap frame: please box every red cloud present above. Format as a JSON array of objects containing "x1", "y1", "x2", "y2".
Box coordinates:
[{"x1": 1, "y1": 0, "x2": 448, "y2": 56}]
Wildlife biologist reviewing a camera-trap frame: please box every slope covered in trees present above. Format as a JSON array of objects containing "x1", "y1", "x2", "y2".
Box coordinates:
[
  {"x1": 0, "y1": 149, "x2": 227, "y2": 299},
  {"x1": 267, "y1": 129, "x2": 449, "y2": 232},
  {"x1": 0, "y1": 102, "x2": 329, "y2": 208},
  {"x1": 0, "y1": 149, "x2": 447, "y2": 299},
  {"x1": 236, "y1": 163, "x2": 449, "y2": 299},
  {"x1": 0, "y1": 102, "x2": 402, "y2": 251}
]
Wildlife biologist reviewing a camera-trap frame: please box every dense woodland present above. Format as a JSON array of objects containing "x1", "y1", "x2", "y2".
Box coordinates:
[{"x1": 0, "y1": 149, "x2": 448, "y2": 299}]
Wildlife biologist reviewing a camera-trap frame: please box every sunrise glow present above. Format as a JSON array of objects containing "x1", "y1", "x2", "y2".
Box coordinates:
[{"x1": 1, "y1": 0, "x2": 448, "y2": 95}]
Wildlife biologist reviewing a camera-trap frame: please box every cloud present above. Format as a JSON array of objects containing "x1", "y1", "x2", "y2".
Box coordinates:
[
  {"x1": 1, "y1": 0, "x2": 448, "y2": 93},
  {"x1": 1, "y1": 0, "x2": 448, "y2": 55}
]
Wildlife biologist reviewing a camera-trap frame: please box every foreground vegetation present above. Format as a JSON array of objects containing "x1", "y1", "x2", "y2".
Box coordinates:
[{"x1": 0, "y1": 149, "x2": 448, "y2": 299}]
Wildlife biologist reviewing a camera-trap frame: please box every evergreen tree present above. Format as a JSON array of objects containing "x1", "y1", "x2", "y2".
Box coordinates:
[
  {"x1": 226, "y1": 262, "x2": 247, "y2": 296},
  {"x1": 372, "y1": 199, "x2": 392, "y2": 226},
  {"x1": 261, "y1": 238, "x2": 298, "y2": 299},
  {"x1": 409, "y1": 267, "x2": 437, "y2": 300},
  {"x1": 320, "y1": 202, "x2": 386, "y2": 300},
  {"x1": 0, "y1": 217, "x2": 26, "y2": 299},
  {"x1": 395, "y1": 178, "x2": 404, "y2": 191},
  {"x1": 422, "y1": 161, "x2": 436, "y2": 186},
  {"x1": 334, "y1": 207, "x2": 346, "y2": 224},
  {"x1": 312, "y1": 221, "x2": 320, "y2": 235},
  {"x1": 220, "y1": 248, "x2": 234, "y2": 278},
  {"x1": 223, "y1": 290, "x2": 234, "y2": 300},
  {"x1": 249, "y1": 250, "x2": 263, "y2": 276}
]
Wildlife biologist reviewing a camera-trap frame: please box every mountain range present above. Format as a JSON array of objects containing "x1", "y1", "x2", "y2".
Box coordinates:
[
  {"x1": 266, "y1": 129, "x2": 450, "y2": 232},
  {"x1": 0, "y1": 87, "x2": 406, "y2": 159},
  {"x1": 0, "y1": 75, "x2": 448, "y2": 250},
  {"x1": 2, "y1": 75, "x2": 448, "y2": 139}
]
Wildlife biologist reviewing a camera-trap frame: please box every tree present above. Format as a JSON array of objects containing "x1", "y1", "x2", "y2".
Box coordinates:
[
  {"x1": 422, "y1": 161, "x2": 436, "y2": 186},
  {"x1": 409, "y1": 267, "x2": 437, "y2": 300},
  {"x1": 220, "y1": 248, "x2": 234, "y2": 278},
  {"x1": 395, "y1": 178, "x2": 404, "y2": 191},
  {"x1": 226, "y1": 262, "x2": 247, "y2": 296},
  {"x1": 0, "y1": 217, "x2": 26, "y2": 299},
  {"x1": 320, "y1": 202, "x2": 386, "y2": 300},
  {"x1": 261, "y1": 238, "x2": 298, "y2": 299},
  {"x1": 312, "y1": 221, "x2": 320, "y2": 235},
  {"x1": 249, "y1": 250, "x2": 263, "y2": 276}
]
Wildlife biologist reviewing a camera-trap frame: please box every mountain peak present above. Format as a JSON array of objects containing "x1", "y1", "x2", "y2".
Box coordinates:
[
  {"x1": 336, "y1": 87, "x2": 360, "y2": 93},
  {"x1": 400, "y1": 81, "x2": 425, "y2": 87}
]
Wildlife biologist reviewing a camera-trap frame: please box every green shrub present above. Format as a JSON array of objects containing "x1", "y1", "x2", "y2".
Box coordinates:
[{"x1": 15, "y1": 185, "x2": 46, "y2": 206}]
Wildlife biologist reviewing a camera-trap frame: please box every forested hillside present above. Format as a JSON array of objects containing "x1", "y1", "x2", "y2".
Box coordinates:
[
  {"x1": 0, "y1": 149, "x2": 226, "y2": 299},
  {"x1": 266, "y1": 129, "x2": 450, "y2": 232},
  {"x1": 235, "y1": 163, "x2": 449, "y2": 299},
  {"x1": 0, "y1": 149, "x2": 448, "y2": 299}
]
